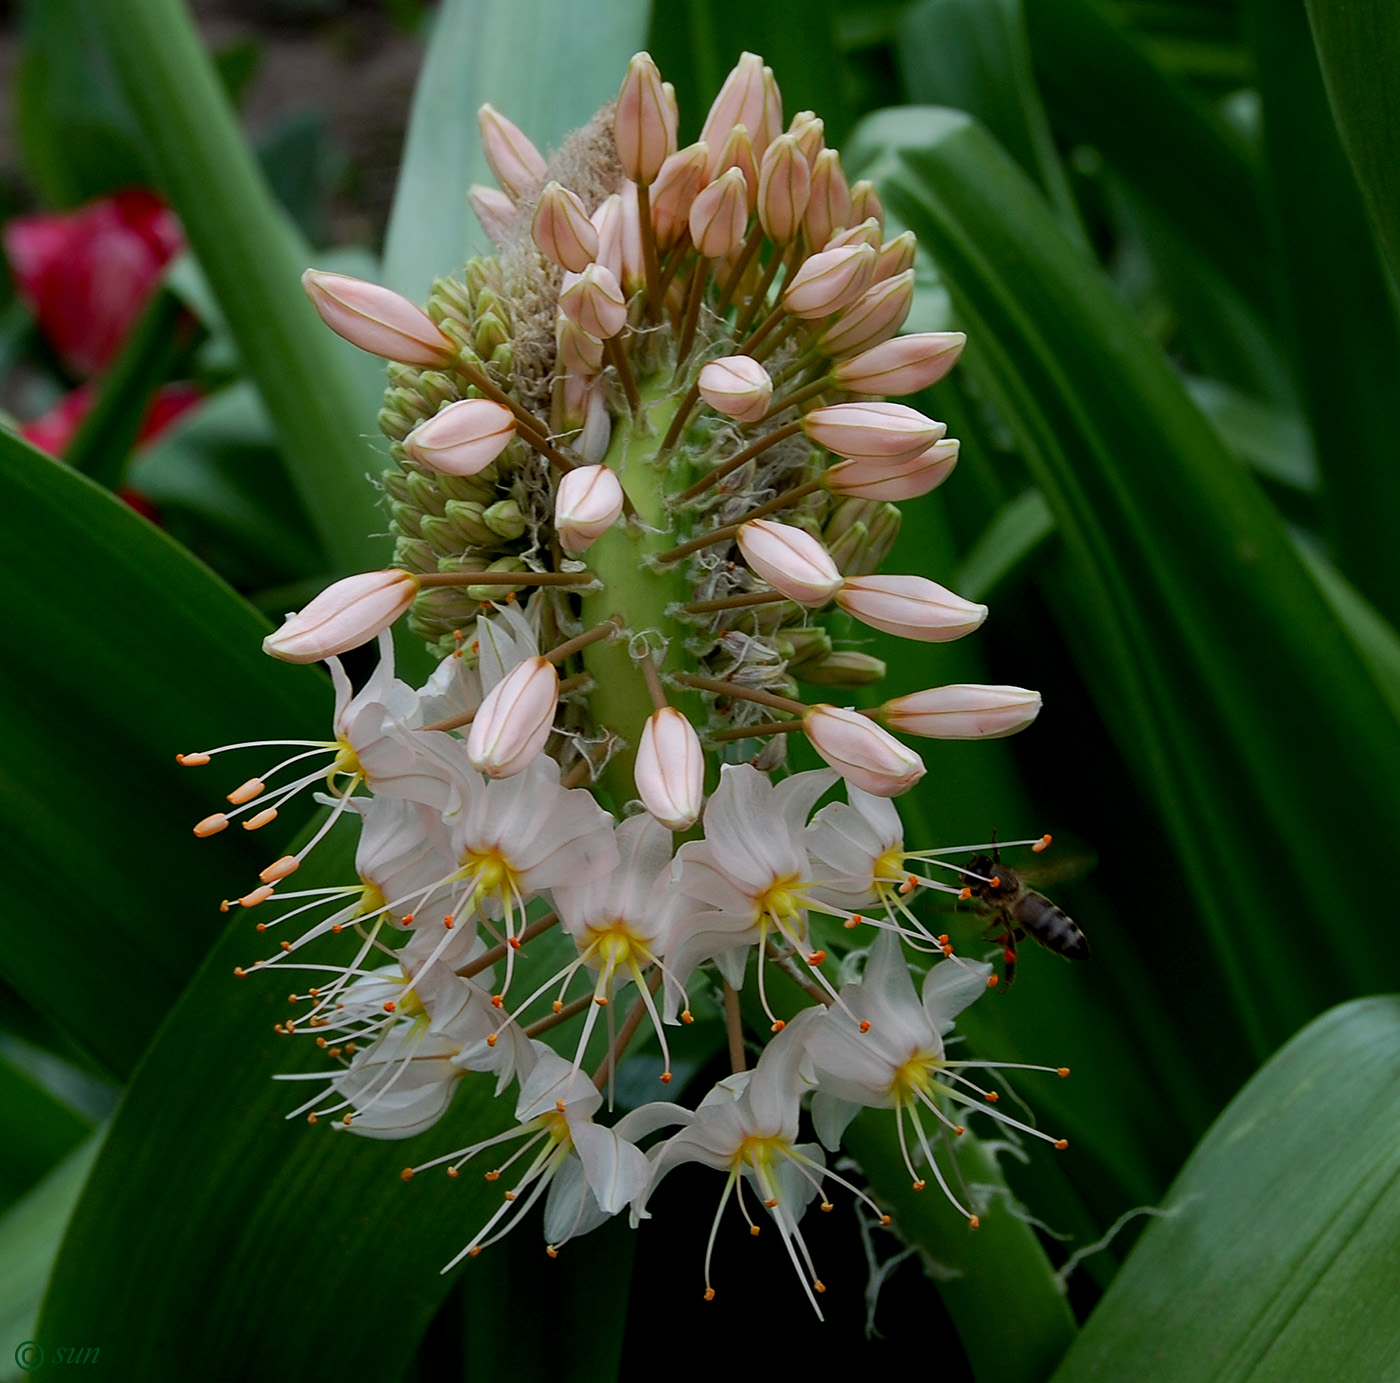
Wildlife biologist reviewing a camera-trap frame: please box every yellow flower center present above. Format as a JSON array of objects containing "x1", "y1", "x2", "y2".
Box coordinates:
[
  {"x1": 890, "y1": 1049, "x2": 941, "y2": 1104},
  {"x1": 874, "y1": 845, "x2": 908, "y2": 883},
  {"x1": 756, "y1": 874, "x2": 806, "y2": 923}
]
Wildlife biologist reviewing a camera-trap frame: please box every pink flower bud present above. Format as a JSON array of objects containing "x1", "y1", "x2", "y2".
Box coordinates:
[
  {"x1": 804, "y1": 149, "x2": 852, "y2": 248},
  {"x1": 616, "y1": 52, "x2": 677, "y2": 185},
  {"x1": 532, "y1": 181, "x2": 599, "y2": 273},
  {"x1": 578, "y1": 379, "x2": 613, "y2": 463},
  {"x1": 818, "y1": 271, "x2": 915, "y2": 356},
  {"x1": 555, "y1": 464, "x2": 626, "y2": 552},
  {"x1": 616, "y1": 183, "x2": 645, "y2": 292},
  {"x1": 802, "y1": 704, "x2": 925, "y2": 797},
  {"x1": 301, "y1": 270, "x2": 453, "y2": 366},
  {"x1": 849, "y1": 179, "x2": 885, "y2": 230},
  {"x1": 782, "y1": 243, "x2": 876, "y2": 319},
  {"x1": 469, "y1": 184, "x2": 515, "y2": 247},
  {"x1": 714, "y1": 126, "x2": 759, "y2": 205},
  {"x1": 880, "y1": 684, "x2": 1042, "y2": 739},
  {"x1": 824, "y1": 218, "x2": 882, "y2": 253},
  {"x1": 689, "y1": 167, "x2": 750, "y2": 259},
  {"x1": 700, "y1": 52, "x2": 770, "y2": 175},
  {"x1": 737, "y1": 519, "x2": 842, "y2": 606},
  {"x1": 758, "y1": 68, "x2": 784, "y2": 153},
  {"x1": 263, "y1": 570, "x2": 418, "y2": 664},
  {"x1": 825, "y1": 440, "x2": 960, "y2": 500},
  {"x1": 477, "y1": 103, "x2": 547, "y2": 199},
  {"x1": 803, "y1": 401, "x2": 945, "y2": 464},
  {"x1": 635, "y1": 707, "x2": 704, "y2": 829},
  {"x1": 833, "y1": 332, "x2": 967, "y2": 396},
  {"x1": 797, "y1": 650, "x2": 887, "y2": 687},
  {"x1": 650, "y1": 143, "x2": 708, "y2": 248},
  {"x1": 698, "y1": 355, "x2": 773, "y2": 422},
  {"x1": 757, "y1": 134, "x2": 811, "y2": 245},
  {"x1": 591, "y1": 194, "x2": 624, "y2": 283},
  {"x1": 404, "y1": 399, "x2": 517, "y2": 476},
  {"x1": 875, "y1": 232, "x2": 916, "y2": 281},
  {"x1": 557, "y1": 316, "x2": 605, "y2": 377},
  {"x1": 559, "y1": 263, "x2": 628, "y2": 339},
  {"x1": 466, "y1": 655, "x2": 559, "y2": 777},
  {"x1": 788, "y1": 111, "x2": 825, "y2": 165},
  {"x1": 836, "y1": 574, "x2": 987, "y2": 642}
]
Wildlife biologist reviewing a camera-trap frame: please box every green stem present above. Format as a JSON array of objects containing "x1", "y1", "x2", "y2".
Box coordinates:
[
  {"x1": 91, "y1": 0, "x2": 384, "y2": 571},
  {"x1": 579, "y1": 373, "x2": 700, "y2": 807}
]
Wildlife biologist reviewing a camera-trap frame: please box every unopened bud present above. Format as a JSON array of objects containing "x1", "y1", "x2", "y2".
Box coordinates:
[
  {"x1": 818, "y1": 271, "x2": 915, "y2": 357},
  {"x1": 698, "y1": 356, "x2": 773, "y2": 422},
  {"x1": 757, "y1": 135, "x2": 811, "y2": 245},
  {"x1": 849, "y1": 180, "x2": 885, "y2": 230},
  {"x1": 825, "y1": 440, "x2": 960, "y2": 501},
  {"x1": 466, "y1": 656, "x2": 559, "y2": 777},
  {"x1": 532, "y1": 182, "x2": 599, "y2": 272},
  {"x1": 469, "y1": 184, "x2": 515, "y2": 247},
  {"x1": 788, "y1": 111, "x2": 825, "y2": 165},
  {"x1": 836, "y1": 575, "x2": 987, "y2": 642},
  {"x1": 798, "y1": 650, "x2": 888, "y2": 687},
  {"x1": 875, "y1": 232, "x2": 917, "y2": 282},
  {"x1": 615, "y1": 183, "x2": 645, "y2": 292},
  {"x1": 880, "y1": 685, "x2": 1042, "y2": 739},
  {"x1": 825, "y1": 218, "x2": 882, "y2": 253},
  {"x1": 701, "y1": 52, "x2": 770, "y2": 175},
  {"x1": 714, "y1": 126, "x2": 760, "y2": 205},
  {"x1": 557, "y1": 316, "x2": 605, "y2": 377},
  {"x1": 651, "y1": 143, "x2": 709, "y2": 247},
  {"x1": 404, "y1": 399, "x2": 517, "y2": 476},
  {"x1": 689, "y1": 167, "x2": 750, "y2": 259},
  {"x1": 555, "y1": 464, "x2": 626, "y2": 553},
  {"x1": 804, "y1": 401, "x2": 945, "y2": 464},
  {"x1": 636, "y1": 707, "x2": 704, "y2": 830},
  {"x1": 263, "y1": 570, "x2": 418, "y2": 664},
  {"x1": 302, "y1": 270, "x2": 454, "y2": 366},
  {"x1": 478, "y1": 104, "x2": 547, "y2": 199},
  {"x1": 783, "y1": 244, "x2": 876, "y2": 319},
  {"x1": 802, "y1": 704, "x2": 925, "y2": 797},
  {"x1": 737, "y1": 520, "x2": 842, "y2": 606},
  {"x1": 559, "y1": 263, "x2": 628, "y2": 339},
  {"x1": 616, "y1": 52, "x2": 677, "y2": 185},
  {"x1": 804, "y1": 149, "x2": 852, "y2": 248},
  {"x1": 834, "y1": 332, "x2": 967, "y2": 396}
]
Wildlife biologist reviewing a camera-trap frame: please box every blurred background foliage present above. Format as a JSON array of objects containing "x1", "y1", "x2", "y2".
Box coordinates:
[{"x1": 1, "y1": 0, "x2": 1398, "y2": 1378}]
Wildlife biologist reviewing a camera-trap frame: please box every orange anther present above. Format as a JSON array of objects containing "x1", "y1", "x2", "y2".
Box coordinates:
[
  {"x1": 491, "y1": 994, "x2": 504, "y2": 1008},
  {"x1": 704, "y1": 1288, "x2": 716, "y2": 1302},
  {"x1": 1054, "y1": 1139, "x2": 1069, "y2": 1151},
  {"x1": 443, "y1": 917, "x2": 454, "y2": 929},
  {"x1": 243, "y1": 807, "x2": 278, "y2": 831},
  {"x1": 985, "y1": 1091, "x2": 999, "y2": 1103},
  {"x1": 401, "y1": 1167, "x2": 414, "y2": 1181},
  {"x1": 177, "y1": 752, "x2": 211, "y2": 766},
  {"x1": 771, "y1": 1019, "x2": 785, "y2": 1033},
  {"x1": 990, "y1": 876, "x2": 1001, "y2": 889},
  {"x1": 959, "y1": 887, "x2": 972, "y2": 900},
  {"x1": 233, "y1": 966, "x2": 246, "y2": 977},
  {"x1": 509, "y1": 937, "x2": 522, "y2": 950},
  {"x1": 468, "y1": 1247, "x2": 481, "y2": 1258},
  {"x1": 308, "y1": 1113, "x2": 318, "y2": 1124},
  {"x1": 814, "y1": 1280, "x2": 826, "y2": 1294},
  {"x1": 660, "y1": 1071, "x2": 673, "y2": 1084},
  {"x1": 384, "y1": 1001, "x2": 397, "y2": 1013},
  {"x1": 485, "y1": 1170, "x2": 499, "y2": 1182},
  {"x1": 279, "y1": 940, "x2": 292, "y2": 953},
  {"x1": 968, "y1": 1216, "x2": 980, "y2": 1230},
  {"x1": 858, "y1": 1020, "x2": 871, "y2": 1033},
  {"x1": 486, "y1": 1033, "x2": 498, "y2": 1047},
  {"x1": 941, "y1": 944, "x2": 953, "y2": 957},
  {"x1": 681, "y1": 1010, "x2": 695, "y2": 1024},
  {"x1": 595, "y1": 996, "x2": 608, "y2": 1006},
  {"x1": 331, "y1": 923, "x2": 343, "y2": 933},
  {"x1": 1033, "y1": 834, "x2": 1052, "y2": 852},
  {"x1": 546, "y1": 1245, "x2": 558, "y2": 1259},
  {"x1": 807, "y1": 950, "x2": 826, "y2": 965},
  {"x1": 953, "y1": 1125, "x2": 965, "y2": 1136},
  {"x1": 1057, "y1": 1066, "x2": 1070, "y2": 1078},
  {"x1": 195, "y1": 813, "x2": 229, "y2": 838},
  {"x1": 227, "y1": 778, "x2": 266, "y2": 805},
  {"x1": 255, "y1": 922, "x2": 267, "y2": 932},
  {"x1": 552, "y1": 1000, "x2": 564, "y2": 1013},
  {"x1": 764, "y1": 1198, "x2": 778, "y2": 1209},
  {"x1": 912, "y1": 1180, "x2": 926, "y2": 1191},
  {"x1": 555, "y1": 1100, "x2": 567, "y2": 1113},
  {"x1": 938, "y1": 933, "x2": 950, "y2": 945},
  {"x1": 220, "y1": 901, "x2": 232, "y2": 914},
  {"x1": 504, "y1": 1191, "x2": 517, "y2": 1202},
  {"x1": 900, "y1": 875, "x2": 918, "y2": 895},
  {"x1": 986, "y1": 975, "x2": 998, "y2": 988},
  {"x1": 447, "y1": 1167, "x2": 459, "y2": 1178},
  {"x1": 750, "y1": 1225, "x2": 761, "y2": 1237},
  {"x1": 341, "y1": 1113, "x2": 352, "y2": 1125}
]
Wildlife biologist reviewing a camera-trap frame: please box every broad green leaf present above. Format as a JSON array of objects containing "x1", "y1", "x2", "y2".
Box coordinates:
[
  {"x1": 0, "y1": 430, "x2": 324, "y2": 1077},
  {"x1": 37, "y1": 821, "x2": 592, "y2": 1382},
  {"x1": 89, "y1": 0, "x2": 386, "y2": 571},
  {"x1": 384, "y1": 0, "x2": 651, "y2": 303},
  {"x1": 1022, "y1": 0, "x2": 1271, "y2": 324},
  {"x1": 648, "y1": 0, "x2": 851, "y2": 147},
  {"x1": 0, "y1": 1134, "x2": 102, "y2": 1380},
  {"x1": 953, "y1": 486, "x2": 1054, "y2": 602},
  {"x1": 1183, "y1": 377, "x2": 1317, "y2": 493},
  {"x1": 1241, "y1": 0, "x2": 1400, "y2": 628},
  {"x1": 898, "y1": 0, "x2": 1084, "y2": 242},
  {"x1": 850, "y1": 107, "x2": 1400, "y2": 1056},
  {"x1": 1053, "y1": 997, "x2": 1400, "y2": 1381},
  {"x1": 0, "y1": 1058, "x2": 91, "y2": 1215},
  {"x1": 1306, "y1": 0, "x2": 1400, "y2": 322}
]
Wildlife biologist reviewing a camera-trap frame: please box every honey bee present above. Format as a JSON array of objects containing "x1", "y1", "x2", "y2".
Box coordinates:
[{"x1": 962, "y1": 843, "x2": 1088, "y2": 987}]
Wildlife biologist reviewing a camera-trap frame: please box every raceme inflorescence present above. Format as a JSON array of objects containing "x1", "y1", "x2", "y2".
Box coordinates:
[{"x1": 181, "y1": 51, "x2": 1071, "y2": 1314}]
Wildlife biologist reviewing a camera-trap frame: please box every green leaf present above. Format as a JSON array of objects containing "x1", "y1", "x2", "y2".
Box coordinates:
[
  {"x1": 89, "y1": 0, "x2": 387, "y2": 572},
  {"x1": 953, "y1": 486, "x2": 1055, "y2": 603},
  {"x1": 1052, "y1": 997, "x2": 1400, "y2": 1380},
  {"x1": 850, "y1": 107, "x2": 1400, "y2": 1056},
  {"x1": 1241, "y1": 0, "x2": 1400, "y2": 627},
  {"x1": 897, "y1": 0, "x2": 1084, "y2": 241},
  {"x1": 37, "y1": 819, "x2": 577, "y2": 1381},
  {"x1": 0, "y1": 1134, "x2": 102, "y2": 1377},
  {"x1": 0, "y1": 1058, "x2": 92, "y2": 1215},
  {"x1": 1306, "y1": 0, "x2": 1400, "y2": 329},
  {"x1": 0, "y1": 430, "x2": 325, "y2": 1077},
  {"x1": 383, "y1": 0, "x2": 651, "y2": 303}
]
